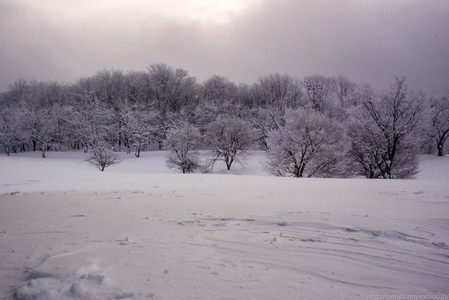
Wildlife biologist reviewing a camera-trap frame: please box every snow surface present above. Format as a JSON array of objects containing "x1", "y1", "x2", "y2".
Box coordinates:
[{"x1": 0, "y1": 151, "x2": 448, "y2": 299}]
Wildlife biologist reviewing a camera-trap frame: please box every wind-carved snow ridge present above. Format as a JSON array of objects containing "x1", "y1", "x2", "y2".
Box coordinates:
[
  {"x1": 174, "y1": 211, "x2": 449, "y2": 295},
  {"x1": 176, "y1": 216, "x2": 256, "y2": 227}
]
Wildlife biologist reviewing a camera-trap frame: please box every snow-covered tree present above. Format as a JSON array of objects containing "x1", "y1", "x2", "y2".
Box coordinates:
[
  {"x1": 266, "y1": 109, "x2": 350, "y2": 177},
  {"x1": 334, "y1": 75, "x2": 357, "y2": 108},
  {"x1": 348, "y1": 78, "x2": 423, "y2": 179},
  {"x1": 123, "y1": 109, "x2": 155, "y2": 157},
  {"x1": 189, "y1": 74, "x2": 242, "y2": 130},
  {"x1": 250, "y1": 107, "x2": 285, "y2": 149},
  {"x1": 202, "y1": 75, "x2": 238, "y2": 104},
  {"x1": 428, "y1": 96, "x2": 449, "y2": 156},
  {"x1": 67, "y1": 96, "x2": 110, "y2": 153},
  {"x1": 86, "y1": 145, "x2": 120, "y2": 171},
  {"x1": 150, "y1": 112, "x2": 178, "y2": 150},
  {"x1": 0, "y1": 107, "x2": 24, "y2": 155},
  {"x1": 165, "y1": 124, "x2": 202, "y2": 173},
  {"x1": 205, "y1": 117, "x2": 254, "y2": 171},
  {"x1": 253, "y1": 73, "x2": 304, "y2": 109},
  {"x1": 303, "y1": 75, "x2": 337, "y2": 113},
  {"x1": 147, "y1": 64, "x2": 199, "y2": 113},
  {"x1": 20, "y1": 105, "x2": 61, "y2": 158},
  {"x1": 87, "y1": 70, "x2": 128, "y2": 109}
]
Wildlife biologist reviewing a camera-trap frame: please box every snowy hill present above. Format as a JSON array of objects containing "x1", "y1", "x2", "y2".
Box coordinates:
[{"x1": 0, "y1": 152, "x2": 448, "y2": 299}]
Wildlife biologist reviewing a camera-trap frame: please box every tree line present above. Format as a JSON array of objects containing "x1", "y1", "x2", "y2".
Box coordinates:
[{"x1": 1, "y1": 63, "x2": 448, "y2": 178}]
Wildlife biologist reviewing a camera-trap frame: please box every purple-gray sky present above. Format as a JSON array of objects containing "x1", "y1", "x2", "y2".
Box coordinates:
[{"x1": 1, "y1": 0, "x2": 448, "y2": 93}]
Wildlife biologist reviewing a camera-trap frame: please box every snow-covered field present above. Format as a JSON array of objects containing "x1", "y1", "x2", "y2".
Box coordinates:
[{"x1": 1, "y1": 151, "x2": 448, "y2": 299}]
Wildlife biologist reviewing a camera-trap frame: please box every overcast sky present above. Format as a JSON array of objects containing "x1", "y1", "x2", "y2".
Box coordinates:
[{"x1": 1, "y1": 0, "x2": 448, "y2": 93}]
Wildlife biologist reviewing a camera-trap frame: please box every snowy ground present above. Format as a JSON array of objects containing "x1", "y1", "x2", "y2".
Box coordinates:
[{"x1": 0, "y1": 151, "x2": 448, "y2": 299}]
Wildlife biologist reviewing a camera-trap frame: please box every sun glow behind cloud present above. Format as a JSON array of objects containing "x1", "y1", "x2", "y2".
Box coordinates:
[
  {"x1": 188, "y1": 0, "x2": 261, "y2": 24},
  {"x1": 17, "y1": 0, "x2": 260, "y2": 25}
]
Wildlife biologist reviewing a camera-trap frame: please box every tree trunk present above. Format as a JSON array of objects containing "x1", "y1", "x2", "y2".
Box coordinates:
[
  {"x1": 293, "y1": 166, "x2": 301, "y2": 177},
  {"x1": 118, "y1": 121, "x2": 122, "y2": 152},
  {"x1": 437, "y1": 141, "x2": 444, "y2": 157},
  {"x1": 225, "y1": 156, "x2": 233, "y2": 170}
]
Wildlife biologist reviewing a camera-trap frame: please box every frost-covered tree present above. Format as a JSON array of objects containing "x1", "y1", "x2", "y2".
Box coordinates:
[
  {"x1": 250, "y1": 107, "x2": 285, "y2": 148},
  {"x1": 165, "y1": 124, "x2": 202, "y2": 173},
  {"x1": 255, "y1": 73, "x2": 304, "y2": 108},
  {"x1": 191, "y1": 75, "x2": 241, "y2": 129},
  {"x1": 87, "y1": 70, "x2": 128, "y2": 109},
  {"x1": 266, "y1": 109, "x2": 350, "y2": 177},
  {"x1": 147, "y1": 64, "x2": 199, "y2": 113},
  {"x1": 86, "y1": 146, "x2": 120, "y2": 171},
  {"x1": 202, "y1": 75, "x2": 238, "y2": 104},
  {"x1": 303, "y1": 75, "x2": 337, "y2": 113},
  {"x1": 348, "y1": 78, "x2": 423, "y2": 178},
  {"x1": 0, "y1": 65, "x2": 438, "y2": 164},
  {"x1": 123, "y1": 109, "x2": 155, "y2": 157},
  {"x1": 150, "y1": 112, "x2": 179, "y2": 150},
  {"x1": 334, "y1": 75, "x2": 357, "y2": 108},
  {"x1": 67, "y1": 96, "x2": 109, "y2": 152},
  {"x1": 428, "y1": 96, "x2": 449, "y2": 156},
  {"x1": 21, "y1": 105, "x2": 61, "y2": 158},
  {"x1": 0, "y1": 107, "x2": 24, "y2": 155},
  {"x1": 205, "y1": 117, "x2": 254, "y2": 171}
]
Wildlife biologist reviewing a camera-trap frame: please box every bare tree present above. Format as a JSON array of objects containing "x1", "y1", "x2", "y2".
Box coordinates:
[
  {"x1": 266, "y1": 109, "x2": 350, "y2": 177},
  {"x1": 348, "y1": 77, "x2": 423, "y2": 178},
  {"x1": 165, "y1": 124, "x2": 202, "y2": 173},
  {"x1": 86, "y1": 146, "x2": 120, "y2": 171},
  {"x1": 205, "y1": 117, "x2": 254, "y2": 171}
]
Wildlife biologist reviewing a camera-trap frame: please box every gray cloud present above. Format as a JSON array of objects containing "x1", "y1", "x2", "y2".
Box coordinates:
[{"x1": 1, "y1": 0, "x2": 448, "y2": 94}]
